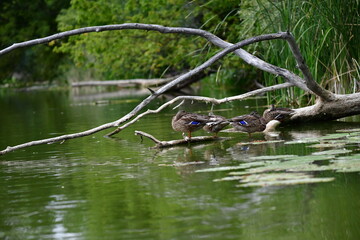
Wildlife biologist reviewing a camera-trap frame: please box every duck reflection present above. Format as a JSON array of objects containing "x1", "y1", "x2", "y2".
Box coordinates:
[{"x1": 226, "y1": 140, "x2": 285, "y2": 162}]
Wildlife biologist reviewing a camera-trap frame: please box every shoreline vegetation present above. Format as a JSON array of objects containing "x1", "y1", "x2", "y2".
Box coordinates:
[{"x1": 0, "y1": 0, "x2": 358, "y2": 105}]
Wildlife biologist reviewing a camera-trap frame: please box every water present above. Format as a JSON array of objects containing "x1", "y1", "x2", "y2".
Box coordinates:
[{"x1": 1, "y1": 89, "x2": 360, "y2": 239}]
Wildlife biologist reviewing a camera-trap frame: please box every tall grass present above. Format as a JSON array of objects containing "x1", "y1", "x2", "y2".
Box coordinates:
[{"x1": 240, "y1": 0, "x2": 360, "y2": 106}]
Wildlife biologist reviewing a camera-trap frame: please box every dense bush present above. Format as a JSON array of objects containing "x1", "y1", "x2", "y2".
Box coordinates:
[
  {"x1": 0, "y1": 0, "x2": 70, "y2": 85},
  {"x1": 1, "y1": 0, "x2": 358, "y2": 102}
]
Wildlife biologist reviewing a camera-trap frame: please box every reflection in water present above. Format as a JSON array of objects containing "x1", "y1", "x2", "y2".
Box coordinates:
[
  {"x1": 289, "y1": 130, "x2": 323, "y2": 140},
  {"x1": 1, "y1": 90, "x2": 360, "y2": 239},
  {"x1": 70, "y1": 88, "x2": 150, "y2": 102},
  {"x1": 46, "y1": 195, "x2": 84, "y2": 240}
]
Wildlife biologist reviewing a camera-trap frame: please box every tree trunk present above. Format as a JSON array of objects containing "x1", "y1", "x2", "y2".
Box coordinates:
[{"x1": 292, "y1": 93, "x2": 360, "y2": 122}]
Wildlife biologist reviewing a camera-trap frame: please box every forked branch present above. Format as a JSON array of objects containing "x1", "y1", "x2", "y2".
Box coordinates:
[
  {"x1": 1, "y1": 23, "x2": 327, "y2": 96},
  {"x1": 134, "y1": 131, "x2": 227, "y2": 148},
  {"x1": 0, "y1": 24, "x2": 336, "y2": 155}
]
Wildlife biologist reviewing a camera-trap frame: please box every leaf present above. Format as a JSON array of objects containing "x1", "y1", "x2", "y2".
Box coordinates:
[
  {"x1": 248, "y1": 155, "x2": 298, "y2": 161},
  {"x1": 336, "y1": 154, "x2": 360, "y2": 161},
  {"x1": 318, "y1": 133, "x2": 350, "y2": 140},
  {"x1": 311, "y1": 149, "x2": 352, "y2": 156},
  {"x1": 213, "y1": 176, "x2": 244, "y2": 182},
  {"x1": 307, "y1": 142, "x2": 347, "y2": 148},
  {"x1": 195, "y1": 162, "x2": 265, "y2": 173},
  {"x1": 336, "y1": 128, "x2": 360, "y2": 133},
  {"x1": 229, "y1": 155, "x2": 335, "y2": 176},
  {"x1": 285, "y1": 133, "x2": 351, "y2": 145},
  {"x1": 287, "y1": 155, "x2": 335, "y2": 161},
  {"x1": 237, "y1": 177, "x2": 335, "y2": 187},
  {"x1": 237, "y1": 140, "x2": 285, "y2": 146},
  {"x1": 240, "y1": 172, "x2": 311, "y2": 183}
]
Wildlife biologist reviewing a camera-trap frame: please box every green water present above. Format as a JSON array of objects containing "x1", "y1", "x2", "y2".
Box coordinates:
[{"x1": 1, "y1": 89, "x2": 360, "y2": 240}]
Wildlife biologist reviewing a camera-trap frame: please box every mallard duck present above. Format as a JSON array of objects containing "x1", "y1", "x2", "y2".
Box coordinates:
[
  {"x1": 263, "y1": 104, "x2": 294, "y2": 123},
  {"x1": 203, "y1": 113, "x2": 229, "y2": 137},
  {"x1": 229, "y1": 111, "x2": 266, "y2": 137},
  {"x1": 172, "y1": 110, "x2": 209, "y2": 139}
]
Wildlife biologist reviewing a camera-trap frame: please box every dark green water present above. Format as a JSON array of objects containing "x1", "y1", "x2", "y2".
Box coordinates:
[{"x1": 1, "y1": 89, "x2": 360, "y2": 240}]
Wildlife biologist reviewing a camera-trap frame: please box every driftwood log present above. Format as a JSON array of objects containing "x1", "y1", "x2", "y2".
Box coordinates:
[
  {"x1": 134, "y1": 131, "x2": 230, "y2": 148},
  {"x1": 71, "y1": 76, "x2": 176, "y2": 88},
  {"x1": 0, "y1": 23, "x2": 359, "y2": 155}
]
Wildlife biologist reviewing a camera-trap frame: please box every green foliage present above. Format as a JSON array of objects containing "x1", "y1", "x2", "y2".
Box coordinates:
[
  {"x1": 239, "y1": 0, "x2": 360, "y2": 105},
  {"x1": 0, "y1": 0, "x2": 70, "y2": 85},
  {"x1": 2, "y1": 0, "x2": 358, "y2": 102},
  {"x1": 55, "y1": 0, "x2": 247, "y2": 81}
]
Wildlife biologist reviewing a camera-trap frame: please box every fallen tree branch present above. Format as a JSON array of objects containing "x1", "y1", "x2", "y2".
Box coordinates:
[
  {"x1": 71, "y1": 76, "x2": 176, "y2": 88},
  {"x1": 110, "y1": 32, "x2": 295, "y2": 128},
  {"x1": 0, "y1": 23, "x2": 311, "y2": 92},
  {"x1": 284, "y1": 33, "x2": 336, "y2": 101},
  {"x1": 0, "y1": 34, "x2": 293, "y2": 155},
  {"x1": 106, "y1": 82, "x2": 293, "y2": 136},
  {"x1": 291, "y1": 92, "x2": 360, "y2": 121},
  {"x1": 0, "y1": 122, "x2": 116, "y2": 155},
  {"x1": 0, "y1": 24, "x2": 353, "y2": 155},
  {"x1": 134, "y1": 130, "x2": 228, "y2": 148}
]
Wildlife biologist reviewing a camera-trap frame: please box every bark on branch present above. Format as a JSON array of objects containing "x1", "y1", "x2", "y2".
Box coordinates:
[
  {"x1": 134, "y1": 131, "x2": 228, "y2": 148},
  {"x1": 291, "y1": 92, "x2": 360, "y2": 121}
]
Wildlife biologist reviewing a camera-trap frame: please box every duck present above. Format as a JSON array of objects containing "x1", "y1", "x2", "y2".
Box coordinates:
[
  {"x1": 262, "y1": 104, "x2": 294, "y2": 123},
  {"x1": 229, "y1": 111, "x2": 267, "y2": 137},
  {"x1": 172, "y1": 110, "x2": 210, "y2": 139},
  {"x1": 203, "y1": 113, "x2": 230, "y2": 137}
]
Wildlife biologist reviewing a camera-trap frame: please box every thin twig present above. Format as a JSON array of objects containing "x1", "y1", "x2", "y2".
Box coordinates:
[{"x1": 134, "y1": 130, "x2": 227, "y2": 148}]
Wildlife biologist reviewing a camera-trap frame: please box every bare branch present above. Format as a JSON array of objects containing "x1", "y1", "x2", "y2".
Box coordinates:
[
  {"x1": 1, "y1": 23, "x2": 309, "y2": 92},
  {"x1": 283, "y1": 32, "x2": 336, "y2": 101},
  {"x1": 0, "y1": 33, "x2": 293, "y2": 155},
  {"x1": 134, "y1": 131, "x2": 162, "y2": 144},
  {"x1": 0, "y1": 122, "x2": 117, "y2": 155},
  {"x1": 134, "y1": 131, "x2": 227, "y2": 148},
  {"x1": 109, "y1": 33, "x2": 296, "y2": 128}
]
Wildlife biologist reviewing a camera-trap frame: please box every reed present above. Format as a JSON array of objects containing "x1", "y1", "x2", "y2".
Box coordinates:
[{"x1": 242, "y1": 0, "x2": 360, "y2": 106}]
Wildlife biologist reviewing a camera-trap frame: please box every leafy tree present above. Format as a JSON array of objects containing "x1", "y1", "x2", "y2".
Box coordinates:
[
  {"x1": 56, "y1": 0, "x2": 245, "y2": 81},
  {"x1": 0, "y1": 0, "x2": 70, "y2": 85}
]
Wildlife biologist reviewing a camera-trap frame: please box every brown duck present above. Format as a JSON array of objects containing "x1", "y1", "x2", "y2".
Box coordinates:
[
  {"x1": 262, "y1": 104, "x2": 294, "y2": 123},
  {"x1": 203, "y1": 113, "x2": 229, "y2": 137},
  {"x1": 172, "y1": 110, "x2": 209, "y2": 139},
  {"x1": 229, "y1": 111, "x2": 267, "y2": 137}
]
